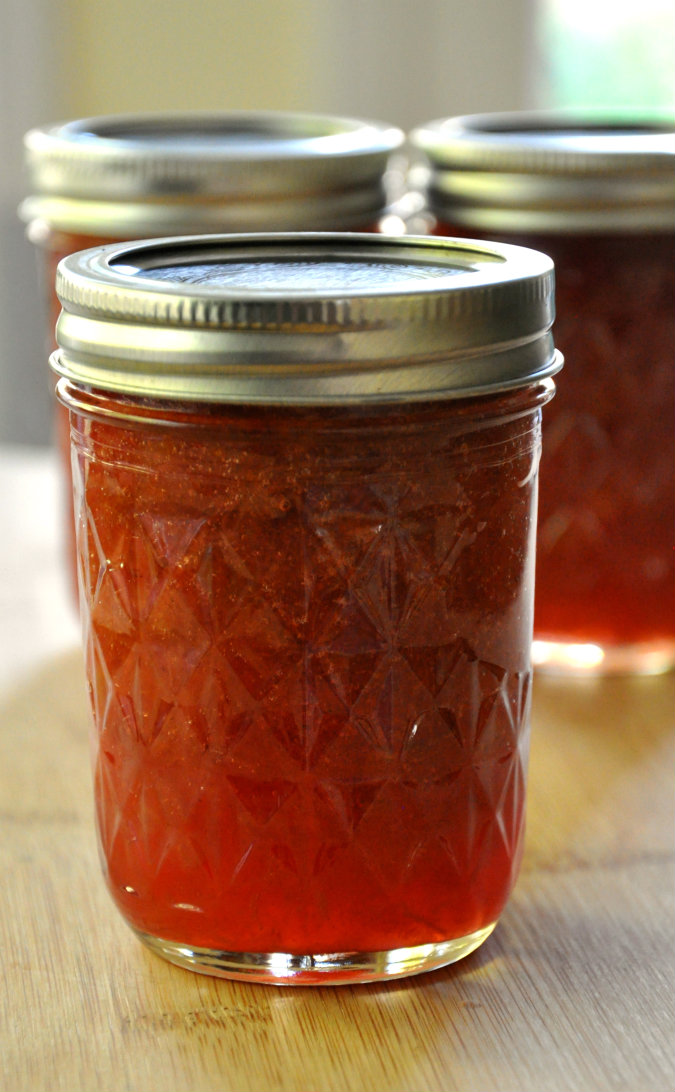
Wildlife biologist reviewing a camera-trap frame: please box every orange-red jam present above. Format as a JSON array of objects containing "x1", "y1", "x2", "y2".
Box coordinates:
[
  {"x1": 67, "y1": 387, "x2": 546, "y2": 957},
  {"x1": 434, "y1": 223, "x2": 675, "y2": 657}
]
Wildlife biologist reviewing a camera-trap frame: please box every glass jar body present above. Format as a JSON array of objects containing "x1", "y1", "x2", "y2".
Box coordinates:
[
  {"x1": 434, "y1": 220, "x2": 675, "y2": 674},
  {"x1": 63, "y1": 381, "x2": 549, "y2": 983}
]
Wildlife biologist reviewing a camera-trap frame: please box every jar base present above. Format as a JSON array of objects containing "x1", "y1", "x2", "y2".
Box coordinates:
[
  {"x1": 133, "y1": 922, "x2": 497, "y2": 985},
  {"x1": 532, "y1": 638, "x2": 675, "y2": 677}
]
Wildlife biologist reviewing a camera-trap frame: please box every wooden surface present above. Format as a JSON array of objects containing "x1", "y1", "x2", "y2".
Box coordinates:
[{"x1": 1, "y1": 446, "x2": 674, "y2": 1092}]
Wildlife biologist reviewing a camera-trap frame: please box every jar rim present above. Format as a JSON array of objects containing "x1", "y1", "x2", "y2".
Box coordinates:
[
  {"x1": 21, "y1": 110, "x2": 405, "y2": 234},
  {"x1": 51, "y1": 231, "x2": 561, "y2": 405},
  {"x1": 409, "y1": 109, "x2": 675, "y2": 233}
]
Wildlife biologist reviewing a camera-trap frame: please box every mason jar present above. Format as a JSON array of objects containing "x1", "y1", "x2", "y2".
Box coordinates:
[
  {"x1": 52, "y1": 232, "x2": 560, "y2": 985},
  {"x1": 21, "y1": 111, "x2": 405, "y2": 595},
  {"x1": 410, "y1": 112, "x2": 675, "y2": 675}
]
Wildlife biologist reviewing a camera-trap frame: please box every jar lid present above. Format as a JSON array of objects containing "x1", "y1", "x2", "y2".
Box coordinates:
[
  {"x1": 21, "y1": 112, "x2": 404, "y2": 235},
  {"x1": 51, "y1": 232, "x2": 560, "y2": 405},
  {"x1": 409, "y1": 111, "x2": 675, "y2": 233}
]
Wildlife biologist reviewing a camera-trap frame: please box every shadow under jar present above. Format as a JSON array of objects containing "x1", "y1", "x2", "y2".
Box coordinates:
[
  {"x1": 52, "y1": 232, "x2": 560, "y2": 985},
  {"x1": 20, "y1": 111, "x2": 405, "y2": 598},
  {"x1": 410, "y1": 112, "x2": 675, "y2": 675}
]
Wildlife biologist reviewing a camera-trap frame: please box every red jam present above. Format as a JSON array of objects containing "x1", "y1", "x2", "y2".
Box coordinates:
[
  {"x1": 435, "y1": 221, "x2": 675, "y2": 658},
  {"x1": 531, "y1": 231, "x2": 674, "y2": 650},
  {"x1": 66, "y1": 385, "x2": 547, "y2": 956}
]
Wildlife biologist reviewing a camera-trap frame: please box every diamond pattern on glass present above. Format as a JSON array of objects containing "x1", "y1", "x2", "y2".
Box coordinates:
[{"x1": 75, "y1": 400, "x2": 536, "y2": 952}]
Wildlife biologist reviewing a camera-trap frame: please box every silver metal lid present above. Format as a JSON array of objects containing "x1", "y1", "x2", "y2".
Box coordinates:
[
  {"x1": 21, "y1": 112, "x2": 405, "y2": 235},
  {"x1": 51, "y1": 232, "x2": 560, "y2": 405},
  {"x1": 409, "y1": 111, "x2": 675, "y2": 233}
]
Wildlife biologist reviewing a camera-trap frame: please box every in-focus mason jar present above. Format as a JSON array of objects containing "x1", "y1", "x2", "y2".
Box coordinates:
[
  {"x1": 20, "y1": 111, "x2": 405, "y2": 595},
  {"x1": 52, "y1": 232, "x2": 560, "y2": 985},
  {"x1": 410, "y1": 112, "x2": 675, "y2": 675}
]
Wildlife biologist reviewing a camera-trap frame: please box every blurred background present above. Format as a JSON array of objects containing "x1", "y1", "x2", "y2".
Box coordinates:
[{"x1": 1, "y1": 0, "x2": 673, "y2": 446}]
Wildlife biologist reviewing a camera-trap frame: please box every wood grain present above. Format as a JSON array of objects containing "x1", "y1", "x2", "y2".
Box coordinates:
[
  {"x1": 1, "y1": 451, "x2": 674, "y2": 1092},
  {"x1": 2, "y1": 652, "x2": 673, "y2": 1092}
]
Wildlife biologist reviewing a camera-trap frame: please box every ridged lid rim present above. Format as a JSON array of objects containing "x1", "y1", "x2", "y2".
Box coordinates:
[
  {"x1": 21, "y1": 111, "x2": 405, "y2": 234},
  {"x1": 409, "y1": 110, "x2": 675, "y2": 232},
  {"x1": 410, "y1": 110, "x2": 675, "y2": 173},
  {"x1": 52, "y1": 232, "x2": 560, "y2": 404}
]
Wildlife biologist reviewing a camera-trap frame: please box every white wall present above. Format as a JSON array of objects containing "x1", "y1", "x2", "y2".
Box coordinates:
[
  {"x1": 320, "y1": 0, "x2": 535, "y2": 129},
  {"x1": 58, "y1": 0, "x2": 334, "y2": 117},
  {"x1": 56, "y1": 0, "x2": 534, "y2": 125},
  {"x1": 0, "y1": 0, "x2": 68, "y2": 444}
]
